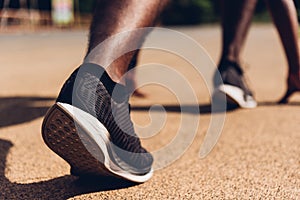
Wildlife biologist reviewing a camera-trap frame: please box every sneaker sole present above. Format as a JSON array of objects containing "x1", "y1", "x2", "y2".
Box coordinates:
[
  {"x1": 215, "y1": 84, "x2": 257, "y2": 109},
  {"x1": 42, "y1": 102, "x2": 153, "y2": 183}
]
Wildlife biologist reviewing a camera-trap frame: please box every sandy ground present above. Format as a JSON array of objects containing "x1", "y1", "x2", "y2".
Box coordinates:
[{"x1": 0, "y1": 24, "x2": 299, "y2": 199}]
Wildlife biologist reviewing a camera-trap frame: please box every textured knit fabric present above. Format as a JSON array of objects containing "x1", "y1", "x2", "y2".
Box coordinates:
[{"x1": 57, "y1": 63, "x2": 153, "y2": 174}]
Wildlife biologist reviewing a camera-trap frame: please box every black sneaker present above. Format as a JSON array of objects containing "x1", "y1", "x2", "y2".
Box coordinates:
[
  {"x1": 213, "y1": 60, "x2": 257, "y2": 108},
  {"x1": 42, "y1": 63, "x2": 153, "y2": 183}
]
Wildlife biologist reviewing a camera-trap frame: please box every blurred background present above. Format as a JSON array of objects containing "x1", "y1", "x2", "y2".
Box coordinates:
[{"x1": 0, "y1": 0, "x2": 299, "y2": 29}]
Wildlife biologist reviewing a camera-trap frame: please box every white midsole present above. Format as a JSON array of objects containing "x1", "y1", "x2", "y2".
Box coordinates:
[
  {"x1": 217, "y1": 84, "x2": 257, "y2": 108},
  {"x1": 57, "y1": 102, "x2": 153, "y2": 183}
]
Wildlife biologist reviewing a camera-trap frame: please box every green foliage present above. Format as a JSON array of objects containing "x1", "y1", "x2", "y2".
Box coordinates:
[
  {"x1": 161, "y1": 0, "x2": 217, "y2": 25},
  {"x1": 295, "y1": 0, "x2": 300, "y2": 21},
  {"x1": 75, "y1": 0, "x2": 299, "y2": 25},
  {"x1": 78, "y1": 0, "x2": 95, "y2": 13}
]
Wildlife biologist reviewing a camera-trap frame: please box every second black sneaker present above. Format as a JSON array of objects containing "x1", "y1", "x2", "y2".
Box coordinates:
[{"x1": 213, "y1": 60, "x2": 257, "y2": 109}]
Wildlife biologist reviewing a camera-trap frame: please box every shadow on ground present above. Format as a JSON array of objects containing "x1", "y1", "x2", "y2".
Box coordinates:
[
  {"x1": 0, "y1": 96, "x2": 238, "y2": 129},
  {"x1": 0, "y1": 96, "x2": 56, "y2": 128},
  {"x1": 0, "y1": 139, "x2": 137, "y2": 199},
  {"x1": 1, "y1": 96, "x2": 298, "y2": 129},
  {"x1": 258, "y1": 101, "x2": 300, "y2": 106},
  {"x1": 131, "y1": 101, "x2": 300, "y2": 114},
  {"x1": 131, "y1": 103, "x2": 238, "y2": 114}
]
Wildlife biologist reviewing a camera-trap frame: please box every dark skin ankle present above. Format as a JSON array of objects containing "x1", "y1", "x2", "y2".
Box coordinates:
[{"x1": 278, "y1": 72, "x2": 300, "y2": 104}]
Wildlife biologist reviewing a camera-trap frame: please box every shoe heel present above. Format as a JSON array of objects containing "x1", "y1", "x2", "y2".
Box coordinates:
[
  {"x1": 41, "y1": 103, "x2": 109, "y2": 176},
  {"x1": 42, "y1": 103, "x2": 154, "y2": 182}
]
